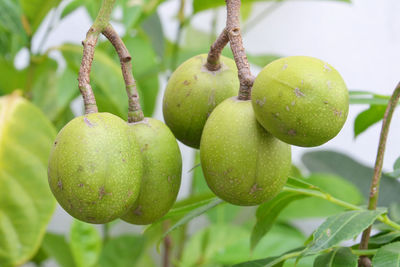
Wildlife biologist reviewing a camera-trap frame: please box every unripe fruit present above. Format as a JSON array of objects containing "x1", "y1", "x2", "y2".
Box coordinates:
[
  {"x1": 200, "y1": 97, "x2": 291, "y2": 206},
  {"x1": 48, "y1": 113, "x2": 142, "y2": 224},
  {"x1": 121, "y1": 118, "x2": 182, "y2": 225},
  {"x1": 163, "y1": 54, "x2": 239, "y2": 148},
  {"x1": 251, "y1": 56, "x2": 349, "y2": 147}
]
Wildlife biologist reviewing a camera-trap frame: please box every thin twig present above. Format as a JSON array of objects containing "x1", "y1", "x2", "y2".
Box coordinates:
[
  {"x1": 102, "y1": 25, "x2": 144, "y2": 122},
  {"x1": 225, "y1": 0, "x2": 255, "y2": 100},
  {"x1": 242, "y1": 2, "x2": 283, "y2": 34},
  {"x1": 163, "y1": 220, "x2": 172, "y2": 267},
  {"x1": 358, "y1": 82, "x2": 400, "y2": 261},
  {"x1": 78, "y1": 0, "x2": 116, "y2": 114},
  {"x1": 206, "y1": 28, "x2": 229, "y2": 71}
]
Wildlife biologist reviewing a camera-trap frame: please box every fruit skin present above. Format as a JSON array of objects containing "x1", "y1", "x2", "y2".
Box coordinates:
[
  {"x1": 121, "y1": 118, "x2": 182, "y2": 225},
  {"x1": 251, "y1": 56, "x2": 349, "y2": 147},
  {"x1": 163, "y1": 54, "x2": 239, "y2": 149},
  {"x1": 200, "y1": 97, "x2": 291, "y2": 206},
  {"x1": 48, "y1": 112, "x2": 142, "y2": 224}
]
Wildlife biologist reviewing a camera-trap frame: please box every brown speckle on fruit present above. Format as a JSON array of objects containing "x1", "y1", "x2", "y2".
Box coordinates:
[
  {"x1": 333, "y1": 108, "x2": 343, "y2": 117},
  {"x1": 84, "y1": 117, "x2": 95, "y2": 127},
  {"x1": 183, "y1": 80, "x2": 190, "y2": 85},
  {"x1": 57, "y1": 180, "x2": 63, "y2": 189},
  {"x1": 249, "y1": 183, "x2": 263, "y2": 194},
  {"x1": 288, "y1": 129, "x2": 297, "y2": 136},
  {"x1": 256, "y1": 97, "x2": 266, "y2": 106},
  {"x1": 99, "y1": 186, "x2": 106, "y2": 200},
  {"x1": 294, "y1": 87, "x2": 305, "y2": 97},
  {"x1": 282, "y1": 63, "x2": 288, "y2": 70},
  {"x1": 134, "y1": 206, "x2": 142, "y2": 216},
  {"x1": 78, "y1": 183, "x2": 84, "y2": 187},
  {"x1": 324, "y1": 64, "x2": 332, "y2": 72}
]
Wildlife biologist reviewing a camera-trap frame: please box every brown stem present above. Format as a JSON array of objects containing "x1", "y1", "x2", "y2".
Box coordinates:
[
  {"x1": 102, "y1": 25, "x2": 144, "y2": 122},
  {"x1": 78, "y1": 0, "x2": 116, "y2": 114},
  {"x1": 225, "y1": 0, "x2": 255, "y2": 100},
  {"x1": 358, "y1": 82, "x2": 400, "y2": 261},
  {"x1": 358, "y1": 256, "x2": 372, "y2": 267},
  {"x1": 206, "y1": 28, "x2": 229, "y2": 71}
]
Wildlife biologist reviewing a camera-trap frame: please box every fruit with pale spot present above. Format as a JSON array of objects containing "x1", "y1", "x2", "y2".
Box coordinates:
[
  {"x1": 121, "y1": 118, "x2": 182, "y2": 225},
  {"x1": 48, "y1": 112, "x2": 142, "y2": 224},
  {"x1": 163, "y1": 54, "x2": 239, "y2": 148},
  {"x1": 251, "y1": 56, "x2": 349, "y2": 147},
  {"x1": 200, "y1": 97, "x2": 291, "y2": 206}
]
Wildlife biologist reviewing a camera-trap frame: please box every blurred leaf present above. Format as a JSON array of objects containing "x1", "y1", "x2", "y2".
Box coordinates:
[
  {"x1": 247, "y1": 54, "x2": 281, "y2": 68},
  {"x1": 31, "y1": 57, "x2": 79, "y2": 122},
  {"x1": 233, "y1": 247, "x2": 305, "y2": 267},
  {"x1": 193, "y1": 0, "x2": 351, "y2": 14},
  {"x1": 58, "y1": 43, "x2": 127, "y2": 118},
  {"x1": 0, "y1": 93, "x2": 56, "y2": 267},
  {"x1": 0, "y1": 0, "x2": 28, "y2": 57},
  {"x1": 30, "y1": 246, "x2": 48, "y2": 265},
  {"x1": 387, "y1": 156, "x2": 400, "y2": 178},
  {"x1": 304, "y1": 210, "x2": 385, "y2": 255},
  {"x1": 19, "y1": 0, "x2": 62, "y2": 33},
  {"x1": 302, "y1": 151, "x2": 400, "y2": 209},
  {"x1": 60, "y1": 0, "x2": 81, "y2": 19},
  {"x1": 0, "y1": 56, "x2": 27, "y2": 95},
  {"x1": 99, "y1": 235, "x2": 145, "y2": 267},
  {"x1": 372, "y1": 242, "x2": 400, "y2": 267},
  {"x1": 123, "y1": 32, "x2": 160, "y2": 116},
  {"x1": 370, "y1": 231, "x2": 400, "y2": 245},
  {"x1": 70, "y1": 220, "x2": 102, "y2": 267},
  {"x1": 313, "y1": 247, "x2": 357, "y2": 267},
  {"x1": 41, "y1": 232, "x2": 76, "y2": 267},
  {"x1": 141, "y1": 12, "x2": 165, "y2": 59},
  {"x1": 251, "y1": 191, "x2": 307, "y2": 249},
  {"x1": 349, "y1": 91, "x2": 391, "y2": 105},
  {"x1": 120, "y1": 0, "x2": 144, "y2": 28},
  {"x1": 183, "y1": 224, "x2": 305, "y2": 266},
  {"x1": 241, "y1": 3, "x2": 253, "y2": 22},
  {"x1": 354, "y1": 105, "x2": 386, "y2": 138},
  {"x1": 280, "y1": 174, "x2": 364, "y2": 219},
  {"x1": 158, "y1": 198, "x2": 223, "y2": 248}
]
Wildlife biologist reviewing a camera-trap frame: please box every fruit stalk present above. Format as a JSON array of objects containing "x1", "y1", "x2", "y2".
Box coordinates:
[
  {"x1": 225, "y1": 0, "x2": 255, "y2": 100},
  {"x1": 206, "y1": 28, "x2": 229, "y2": 71},
  {"x1": 102, "y1": 25, "x2": 144, "y2": 122},
  {"x1": 358, "y1": 82, "x2": 400, "y2": 262},
  {"x1": 78, "y1": 0, "x2": 116, "y2": 114}
]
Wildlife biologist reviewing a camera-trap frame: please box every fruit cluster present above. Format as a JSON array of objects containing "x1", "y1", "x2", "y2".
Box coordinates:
[
  {"x1": 47, "y1": 54, "x2": 348, "y2": 224},
  {"x1": 163, "y1": 54, "x2": 349, "y2": 206}
]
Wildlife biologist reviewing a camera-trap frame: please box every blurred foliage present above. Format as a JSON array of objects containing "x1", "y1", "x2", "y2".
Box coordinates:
[{"x1": 0, "y1": 0, "x2": 399, "y2": 266}]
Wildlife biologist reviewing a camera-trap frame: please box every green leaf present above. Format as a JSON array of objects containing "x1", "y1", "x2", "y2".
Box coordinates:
[
  {"x1": 349, "y1": 91, "x2": 393, "y2": 105},
  {"x1": 233, "y1": 247, "x2": 305, "y2": 267},
  {"x1": 0, "y1": 56, "x2": 27, "y2": 95},
  {"x1": 280, "y1": 174, "x2": 363, "y2": 219},
  {"x1": 241, "y1": 3, "x2": 253, "y2": 22},
  {"x1": 157, "y1": 198, "x2": 223, "y2": 248},
  {"x1": 58, "y1": 43, "x2": 127, "y2": 118},
  {"x1": 31, "y1": 57, "x2": 79, "y2": 123},
  {"x1": 370, "y1": 231, "x2": 400, "y2": 245},
  {"x1": 302, "y1": 151, "x2": 400, "y2": 209},
  {"x1": 387, "y1": 156, "x2": 400, "y2": 178},
  {"x1": 70, "y1": 220, "x2": 102, "y2": 267},
  {"x1": 141, "y1": 12, "x2": 165, "y2": 59},
  {"x1": 193, "y1": 0, "x2": 351, "y2": 14},
  {"x1": 354, "y1": 105, "x2": 386, "y2": 138},
  {"x1": 304, "y1": 210, "x2": 385, "y2": 255},
  {"x1": 99, "y1": 235, "x2": 145, "y2": 267},
  {"x1": 182, "y1": 224, "x2": 305, "y2": 266},
  {"x1": 313, "y1": 247, "x2": 358, "y2": 267},
  {"x1": 41, "y1": 232, "x2": 76, "y2": 267},
  {"x1": 60, "y1": 0, "x2": 81, "y2": 19},
  {"x1": 0, "y1": 93, "x2": 56, "y2": 267},
  {"x1": 0, "y1": 0, "x2": 28, "y2": 57},
  {"x1": 372, "y1": 242, "x2": 400, "y2": 267},
  {"x1": 251, "y1": 191, "x2": 308, "y2": 249},
  {"x1": 247, "y1": 54, "x2": 281, "y2": 68},
  {"x1": 20, "y1": 0, "x2": 62, "y2": 33}
]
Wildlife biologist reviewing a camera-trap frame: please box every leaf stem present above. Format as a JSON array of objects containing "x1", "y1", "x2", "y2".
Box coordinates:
[
  {"x1": 170, "y1": 0, "x2": 186, "y2": 71},
  {"x1": 359, "y1": 82, "x2": 400, "y2": 255},
  {"x1": 351, "y1": 249, "x2": 377, "y2": 256},
  {"x1": 102, "y1": 25, "x2": 144, "y2": 122},
  {"x1": 264, "y1": 251, "x2": 302, "y2": 267},
  {"x1": 78, "y1": 0, "x2": 116, "y2": 114},
  {"x1": 225, "y1": 0, "x2": 255, "y2": 100},
  {"x1": 282, "y1": 186, "x2": 400, "y2": 230}
]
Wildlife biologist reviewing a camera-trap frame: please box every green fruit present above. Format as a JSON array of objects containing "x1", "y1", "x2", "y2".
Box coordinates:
[
  {"x1": 163, "y1": 54, "x2": 239, "y2": 148},
  {"x1": 200, "y1": 97, "x2": 291, "y2": 206},
  {"x1": 251, "y1": 56, "x2": 349, "y2": 147},
  {"x1": 121, "y1": 118, "x2": 182, "y2": 225},
  {"x1": 48, "y1": 112, "x2": 142, "y2": 224}
]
